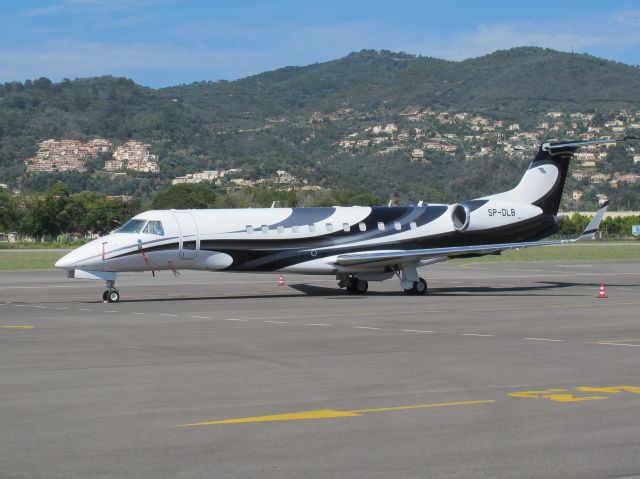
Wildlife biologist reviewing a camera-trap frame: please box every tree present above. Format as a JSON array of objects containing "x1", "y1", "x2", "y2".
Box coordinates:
[
  {"x1": 0, "y1": 188, "x2": 17, "y2": 232},
  {"x1": 151, "y1": 183, "x2": 217, "y2": 209}
]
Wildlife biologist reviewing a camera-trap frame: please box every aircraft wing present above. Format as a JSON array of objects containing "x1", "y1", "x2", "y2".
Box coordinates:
[{"x1": 335, "y1": 203, "x2": 608, "y2": 268}]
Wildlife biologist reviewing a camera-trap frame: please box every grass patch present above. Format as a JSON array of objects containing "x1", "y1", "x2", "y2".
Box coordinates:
[
  {"x1": 0, "y1": 250, "x2": 68, "y2": 270},
  {"x1": 457, "y1": 241, "x2": 640, "y2": 263}
]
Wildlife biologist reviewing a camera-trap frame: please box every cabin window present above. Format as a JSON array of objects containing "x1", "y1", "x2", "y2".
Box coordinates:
[
  {"x1": 308, "y1": 224, "x2": 316, "y2": 233},
  {"x1": 116, "y1": 219, "x2": 146, "y2": 234},
  {"x1": 261, "y1": 225, "x2": 269, "y2": 234},
  {"x1": 410, "y1": 221, "x2": 417, "y2": 230},
  {"x1": 292, "y1": 225, "x2": 299, "y2": 233},
  {"x1": 343, "y1": 223, "x2": 350, "y2": 232},
  {"x1": 358, "y1": 222, "x2": 366, "y2": 232},
  {"x1": 394, "y1": 222, "x2": 402, "y2": 231},
  {"x1": 246, "y1": 225, "x2": 253, "y2": 234},
  {"x1": 277, "y1": 225, "x2": 284, "y2": 233},
  {"x1": 377, "y1": 222, "x2": 385, "y2": 231},
  {"x1": 326, "y1": 223, "x2": 333, "y2": 232},
  {"x1": 143, "y1": 220, "x2": 165, "y2": 236}
]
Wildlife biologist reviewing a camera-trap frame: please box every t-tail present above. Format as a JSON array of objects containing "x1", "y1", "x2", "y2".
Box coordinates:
[{"x1": 484, "y1": 137, "x2": 635, "y2": 215}]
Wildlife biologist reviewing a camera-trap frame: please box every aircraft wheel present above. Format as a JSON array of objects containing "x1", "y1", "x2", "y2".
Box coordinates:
[
  {"x1": 346, "y1": 277, "x2": 368, "y2": 294},
  {"x1": 102, "y1": 290, "x2": 109, "y2": 301},
  {"x1": 107, "y1": 290, "x2": 120, "y2": 303},
  {"x1": 404, "y1": 278, "x2": 427, "y2": 295},
  {"x1": 414, "y1": 278, "x2": 428, "y2": 295},
  {"x1": 354, "y1": 279, "x2": 368, "y2": 294}
]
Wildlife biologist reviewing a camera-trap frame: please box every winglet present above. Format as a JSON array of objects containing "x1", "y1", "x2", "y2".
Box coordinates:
[{"x1": 577, "y1": 201, "x2": 609, "y2": 241}]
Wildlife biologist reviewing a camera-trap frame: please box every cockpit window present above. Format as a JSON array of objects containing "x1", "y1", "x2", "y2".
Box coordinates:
[
  {"x1": 143, "y1": 220, "x2": 164, "y2": 236},
  {"x1": 116, "y1": 219, "x2": 146, "y2": 234}
]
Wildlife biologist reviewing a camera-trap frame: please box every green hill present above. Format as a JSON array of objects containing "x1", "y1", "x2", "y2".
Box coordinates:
[{"x1": 1, "y1": 47, "x2": 639, "y2": 206}]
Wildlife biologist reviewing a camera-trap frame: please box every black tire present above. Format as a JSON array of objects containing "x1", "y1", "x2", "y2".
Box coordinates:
[
  {"x1": 355, "y1": 279, "x2": 368, "y2": 294},
  {"x1": 107, "y1": 290, "x2": 120, "y2": 303},
  {"x1": 414, "y1": 278, "x2": 428, "y2": 295},
  {"x1": 404, "y1": 279, "x2": 427, "y2": 295},
  {"x1": 102, "y1": 290, "x2": 109, "y2": 301}
]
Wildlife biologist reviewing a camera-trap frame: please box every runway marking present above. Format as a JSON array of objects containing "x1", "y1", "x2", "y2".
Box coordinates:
[
  {"x1": 305, "y1": 323, "x2": 331, "y2": 326},
  {"x1": 177, "y1": 399, "x2": 495, "y2": 427},
  {"x1": 32, "y1": 305, "x2": 46, "y2": 309},
  {"x1": 524, "y1": 337, "x2": 565, "y2": 342},
  {"x1": 509, "y1": 386, "x2": 640, "y2": 402},
  {"x1": 104, "y1": 310, "x2": 119, "y2": 313},
  {"x1": 1, "y1": 325, "x2": 34, "y2": 330},
  {"x1": 132, "y1": 312, "x2": 147, "y2": 315},
  {"x1": 231, "y1": 301, "x2": 640, "y2": 324},
  {"x1": 509, "y1": 389, "x2": 607, "y2": 402},
  {"x1": 264, "y1": 320, "x2": 287, "y2": 324},
  {"x1": 596, "y1": 342, "x2": 640, "y2": 347},
  {"x1": 55, "y1": 307, "x2": 69, "y2": 310},
  {"x1": 461, "y1": 333, "x2": 495, "y2": 337},
  {"x1": 190, "y1": 315, "x2": 211, "y2": 319},
  {"x1": 353, "y1": 326, "x2": 381, "y2": 330},
  {"x1": 77, "y1": 308, "x2": 91, "y2": 311},
  {"x1": 159, "y1": 313, "x2": 178, "y2": 317},
  {"x1": 402, "y1": 330, "x2": 434, "y2": 333},
  {"x1": 223, "y1": 318, "x2": 247, "y2": 322}
]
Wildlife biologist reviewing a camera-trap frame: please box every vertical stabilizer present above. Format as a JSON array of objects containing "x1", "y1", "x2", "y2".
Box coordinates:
[{"x1": 483, "y1": 138, "x2": 631, "y2": 215}]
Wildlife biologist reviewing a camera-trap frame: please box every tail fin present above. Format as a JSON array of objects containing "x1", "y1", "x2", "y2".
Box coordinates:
[{"x1": 484, "y1": 137, "x2": 633, "y2": 215}]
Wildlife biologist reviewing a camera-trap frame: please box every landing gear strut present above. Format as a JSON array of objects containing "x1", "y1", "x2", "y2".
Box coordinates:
[
  {"x1": 103, "y1": 280, "x2": 120, "y2": 303},
  {"x1": 397, "y1": 264, "x2": 428, "y2": 295},
  {"x1": 338, "y1": 275, "x2": 368, "y2": 295}
]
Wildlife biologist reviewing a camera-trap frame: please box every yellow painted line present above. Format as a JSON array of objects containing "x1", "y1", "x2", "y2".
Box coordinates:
[
  {"x1": 1, "y1": 325, "x2": 34, "y2": 330},
  {"x1": 178, "y1": 399, "x2": 495, "y2": 427}
]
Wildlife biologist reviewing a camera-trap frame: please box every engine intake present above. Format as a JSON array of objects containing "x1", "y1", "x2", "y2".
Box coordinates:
[{"x1": 451, "y1": 203, "x2": 470, "y2": 232}]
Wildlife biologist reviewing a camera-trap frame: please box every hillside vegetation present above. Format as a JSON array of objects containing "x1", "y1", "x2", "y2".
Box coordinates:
[{"x1": 1, "y1": 47, "x2": 639, "y2": 206}]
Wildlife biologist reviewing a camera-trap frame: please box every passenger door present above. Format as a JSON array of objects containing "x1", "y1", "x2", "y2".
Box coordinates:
[{"x1": 173, "y1": 211, "x2": 199, "y2": 259}]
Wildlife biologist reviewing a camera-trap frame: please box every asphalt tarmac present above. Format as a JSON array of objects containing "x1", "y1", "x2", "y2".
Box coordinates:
[{"x1": 1, "y1": 260, "x2": 640, "y2": 478}]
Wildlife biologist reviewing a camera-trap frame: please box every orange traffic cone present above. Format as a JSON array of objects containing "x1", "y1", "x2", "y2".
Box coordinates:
[
  {"x1": 278, "y1": 274, "x2": 284, "y2": 287},
  {"x1": 597, "y1": 283, "x2": 607, "y2": 299}
]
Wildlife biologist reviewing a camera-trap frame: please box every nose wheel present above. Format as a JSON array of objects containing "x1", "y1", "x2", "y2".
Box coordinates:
[{"x1": 103, "y1": 280, "x2": 121, "y2": 303}]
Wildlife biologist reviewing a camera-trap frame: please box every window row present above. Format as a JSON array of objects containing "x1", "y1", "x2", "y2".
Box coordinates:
[{"x1": 245, "y1": 221, "x2": 417, "y2": 234}]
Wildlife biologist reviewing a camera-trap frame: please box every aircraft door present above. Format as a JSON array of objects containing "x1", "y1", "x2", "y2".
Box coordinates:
[{"x1": 173, "y1": 211, "x2": 199, "y2": 259}]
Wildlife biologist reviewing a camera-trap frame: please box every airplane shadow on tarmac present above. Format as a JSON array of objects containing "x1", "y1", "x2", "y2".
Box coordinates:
[
  {"x1": 74, "y1": 281, "x2": 636, "y2": 304},
  {"x1": 289, "y1": 281, "x2": 618, "y2": 297}
]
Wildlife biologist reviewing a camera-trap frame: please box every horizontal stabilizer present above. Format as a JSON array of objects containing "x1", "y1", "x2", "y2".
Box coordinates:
[{"x1": 576, "y1": 201, "x2": 608, "y2": 241}]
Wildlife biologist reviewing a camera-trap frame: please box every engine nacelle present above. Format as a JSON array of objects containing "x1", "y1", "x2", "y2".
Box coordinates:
[{"x1": 451, "y1": 200, "x2": 543, "y2": 232}]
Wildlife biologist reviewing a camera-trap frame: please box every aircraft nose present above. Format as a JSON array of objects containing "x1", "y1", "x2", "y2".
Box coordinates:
[{"x1": 55, "y1": 251, "x2": 74, "y2": 269}]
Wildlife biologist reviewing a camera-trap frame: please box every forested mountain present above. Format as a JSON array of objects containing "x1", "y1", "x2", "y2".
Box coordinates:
[{"x1": 1, "y1": 47, "x2": 639, "y2": 207}]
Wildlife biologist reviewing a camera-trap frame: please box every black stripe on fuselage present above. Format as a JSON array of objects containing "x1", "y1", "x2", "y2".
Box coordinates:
[{"x1": 216, "y1": 214, "x2": 556, "y2": 272}]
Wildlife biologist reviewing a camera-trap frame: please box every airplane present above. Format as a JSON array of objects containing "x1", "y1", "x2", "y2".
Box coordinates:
[{"x1": 55, "y1": 137, "x2": 630, "y2": 303}]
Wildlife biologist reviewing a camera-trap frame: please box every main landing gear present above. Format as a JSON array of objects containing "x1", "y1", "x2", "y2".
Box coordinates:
[
  {"x1": 339, "y1": 275, "x2": 369, "y2": 295},
  {"x1": 397, "y1": 264, "x2": 428, "y2": 296},
  {"x1": 102, "y1": 279, "x2": 121, "y2": 303},
  {"x1": 404, "y1": 278, "x2": 428, "y2": 295}
]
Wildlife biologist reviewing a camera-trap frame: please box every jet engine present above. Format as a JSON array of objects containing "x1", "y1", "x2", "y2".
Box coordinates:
[{"x1": 451, "y1": 201, "x2": 543, "y2": 232}]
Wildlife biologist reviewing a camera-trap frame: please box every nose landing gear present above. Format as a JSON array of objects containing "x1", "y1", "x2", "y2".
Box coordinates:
[{"x1": 103, "y1": 280, "x2": 121, "y2": 303}]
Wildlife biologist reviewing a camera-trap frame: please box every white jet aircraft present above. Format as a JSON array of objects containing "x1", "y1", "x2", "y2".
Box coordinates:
[{"x1": 56, "y1": 138, "x2": 625, "y2": 303}]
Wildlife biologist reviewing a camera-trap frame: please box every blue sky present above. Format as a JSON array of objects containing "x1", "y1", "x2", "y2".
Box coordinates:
[{"x1": 2, "y1": 0, "x2": 640, "y2": 88}]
